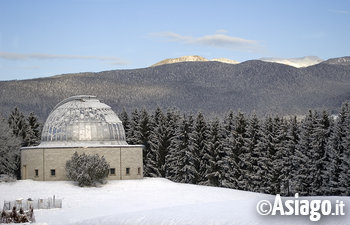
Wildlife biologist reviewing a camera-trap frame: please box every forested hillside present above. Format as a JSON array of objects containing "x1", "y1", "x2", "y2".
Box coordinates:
[{"x1": 0, "y1": 57, "x2": 350, "y2": 120}]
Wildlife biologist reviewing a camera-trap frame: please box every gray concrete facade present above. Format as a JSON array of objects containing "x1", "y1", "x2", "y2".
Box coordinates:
[{"x1": 21, "y1": 145, "x2": 143, "y2": 181}]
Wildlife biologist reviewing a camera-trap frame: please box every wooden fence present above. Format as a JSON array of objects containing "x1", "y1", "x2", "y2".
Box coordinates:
[{"x1": 2, "y1": 196, "x2": 62, "y2": 211}]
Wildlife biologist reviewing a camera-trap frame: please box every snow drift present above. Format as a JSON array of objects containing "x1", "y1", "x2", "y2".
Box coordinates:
[{"x1": 0, "y1": 178, "x2": 349, "y2": 225}]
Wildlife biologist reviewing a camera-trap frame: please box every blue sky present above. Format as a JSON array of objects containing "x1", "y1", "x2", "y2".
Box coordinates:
[{"x1": 0, "y1": 0, "x2": 349, "y2": 80}]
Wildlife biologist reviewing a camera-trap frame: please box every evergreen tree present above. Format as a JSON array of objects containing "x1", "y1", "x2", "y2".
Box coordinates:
[
  {"x1": 221, "y1": 112, "x2": 240, "y2": 189},
  {"x1": 25, "y1": 112, "x2": 41, "y2": 146},
  {"x1": 119, "y1": 108, "x2": 131, "y2": 143},
  {"x1": 149, "y1": 107, "x2": 178, "y2": 177},
  {"x1": 206, "y1": 119, "x2": 235, "y2": 187},
  {"x1": 324, "y1": 106, "x2": 348, "y2": 195},
  {"x1": 273, "y1": 117, "x2": 292, "y2": 195},
  {"x1": 309, "y1": 111, "x2": 331, "y2": 195},
  {"x1": 254, "y1": 116, "x2": 275, "y2": 194},
  {"x1": 191, "y1": 112, "x2": 209, "y2": 184},
  {"x1": 138, "y1": 109, "x2": 154, "y2": 177},
  {"x1": 233, "y1": 112, "x2": 249, "y2": 190},
  {"x1": 241, "y1": 114, "x2": 261, "y2": 192},
  {"x1": 8, "y1": 107, "x2": 28, "y2": 146},
  {"x1": 269, "y1": 116, "x2": 286, "y2": 194},
  {"x1": 223, "y1": 111, "x2": 235, "y2": 133},
  {"x1": 148, "y1": 107, "x2": 165, "y2": 177},
  {"x1": 171, "y1": 115, "x2": 197, "y2": 183},
  {"x1": 0, "y1": 117, "x2": 21, "y2": 176},
  {"x1": 203, "y1": 119, "x2": 223, "y2": 186},
  {"x1": 281, "y1": 116, "x2": 299, "y2": 196},
  {"x1": 128, "y1": 109, "x2": 140, "y2": 145},
  {"x1": 338, "y1": 102, "x2": 350, "y2": 195},
  {"x1": 293, "y1": 111, "x2": 315, "y2": 195},
  {"x1": 164, "y1": 110, "x2": 183, "y2": 180}
]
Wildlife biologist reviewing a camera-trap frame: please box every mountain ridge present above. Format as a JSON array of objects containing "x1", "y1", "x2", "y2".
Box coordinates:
[
  {"x1": 0, "y1": 56, "x2": 349, "y2": 120},
  {"x1": 260, "y1": 56, "x2": 323, "y2": 68},
  {"x1": 151, "y1": 55, "x2": 238, "y2": 67}
]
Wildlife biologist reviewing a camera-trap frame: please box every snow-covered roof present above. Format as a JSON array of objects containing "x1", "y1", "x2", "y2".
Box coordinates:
[{"x1": 39, "y1": 95, "x2": 128, "y2": 147}]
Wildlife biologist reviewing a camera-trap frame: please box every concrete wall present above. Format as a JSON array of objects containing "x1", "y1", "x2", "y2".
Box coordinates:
[
  {"x1": 21, "y1": 146, "x2": 143, "y2": 181},
  {"x1": 121, "y1": 148, "x2": 143, "y2": 180},
  {"x1": 21, "y1": 148, "x2": 44, "y2": 181}
]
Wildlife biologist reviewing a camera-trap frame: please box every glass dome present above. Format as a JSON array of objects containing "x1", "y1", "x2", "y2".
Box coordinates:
[{"x1": 40, "y1": 95, "x2": 127, "y2": 147}]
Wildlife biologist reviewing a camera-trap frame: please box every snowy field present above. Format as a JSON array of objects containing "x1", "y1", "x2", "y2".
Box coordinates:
[{"x1": 0, "y1": 178, "x2": 349, "y2": 225}]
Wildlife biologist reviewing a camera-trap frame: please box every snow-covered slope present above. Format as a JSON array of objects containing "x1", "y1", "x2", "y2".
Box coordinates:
[
  {"x1": 151, "y1": 55, "x2": 208, "y2": 67},
  {"x1": 321, "y1": 56, "x2": 350, "y2": 66},
  {"x1": 151, "y1": 56, "x2": 238, "y2": 67},
  {"x1": 211, "y1": 58, "x2": 239, "y2": 64},
  {"x1": 260, "y1": 56, "x2": 323, "y2": 68},
  {"x1": 0, "y1": 178, "x2": 349, "y2": 225}
]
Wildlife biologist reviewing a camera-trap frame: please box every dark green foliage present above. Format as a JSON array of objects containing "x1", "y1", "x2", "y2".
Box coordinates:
[
  {"x1": 191, "y1": 112, "x2": 209, "y2": 184},
  {"x1": 169, "y1": 115, "x2": 197, "y2": 183},
  {"x1": 119, "y1": 108, "x2": 130, "y2": 143},
  {"x1": 8, "y1": 108, "x2": 41, "y2": 147},
  {"x1": 8, "y1": 107, "x2": 28, "y2": 146},
  {"x1": 26, "y1": 112, "x2": 41, "y2": 146},
  {"x1": 0, "y1": 116, "x2": 21, "y2": 177},
  {"x1": 3, "y1": 108, "x2": 41, "y2": 178},
  {"x1": 65, "y1": 152, "x2": 110, "y2": 187},
  {"x1": 121, "y1": 102, "x2": 350, "y2": 196}
]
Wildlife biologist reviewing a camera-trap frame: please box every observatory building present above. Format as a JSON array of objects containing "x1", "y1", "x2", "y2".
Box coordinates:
[{"x1": 21, "y1": 95, "x2": 143, "y2": 181}]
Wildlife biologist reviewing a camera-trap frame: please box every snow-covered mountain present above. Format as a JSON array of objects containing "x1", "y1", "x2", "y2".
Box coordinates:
[
  {"x1": 151, "y1": 55, "x2": 238, "y2": 67},
  {"x1": 211, "y1": 58, "x2": 239, "y2": 64},
  {"x1": 151, "y1": 55, "x2": 208, "y2": 67},
  {"x1": 321, "y1": 56, "x2": 350, "y2": 66},
  {"x1": 260, "y1": 56, "x2": 323, "y2": 68},
  {"x1": 151, "y1": 55, "x2": 323, "y2": 68}
]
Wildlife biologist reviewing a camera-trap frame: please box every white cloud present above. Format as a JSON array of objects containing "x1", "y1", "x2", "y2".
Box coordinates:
[
  {"x1": 329, "y1": 9, "x2": 349, "y2": 14},
  {"x1": 0, "y1": 52, "x2": 128, "y2": 65},
  {"x1": 152, "y1": 32, "x2": 262, "y2": 52},
  {"x1": 215, "y1": 29, "x2": 228, "y2": 34}
]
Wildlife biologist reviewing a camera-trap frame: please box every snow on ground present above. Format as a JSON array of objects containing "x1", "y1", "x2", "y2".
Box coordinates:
[{"x1": 0, "y1": 178, "x2": 349, "y2": 225}]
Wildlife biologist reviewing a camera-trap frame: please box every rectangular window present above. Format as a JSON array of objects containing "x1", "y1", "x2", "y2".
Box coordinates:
[
  {"x1": 126, "y1": 167, "x2": 130, "y2": 175},
  {"x1": 35, "y1": 169, "x2": 39, "y2": 177},
  {"x1": 138, "y1": 167, "x2": 141, "y2": 175},
  {"x1": 110, "y1": 168, "x2": 116, "y2": 175},
  {"x1": 50, "y1": 169, "x2": 56, "y2": 176}
]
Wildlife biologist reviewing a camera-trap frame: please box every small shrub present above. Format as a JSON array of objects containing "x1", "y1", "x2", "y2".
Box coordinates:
[
  {"x1": 0, "y1": 174, "x2": 17, "y2": 183},
  {"x1": 66, "y1": 152, "x2": 110, "y2": 187}
]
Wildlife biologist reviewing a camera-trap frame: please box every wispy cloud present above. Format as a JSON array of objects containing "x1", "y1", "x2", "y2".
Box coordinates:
[
  {"x1": 329, "y1": 9, "x2": 349, "y2": 14},
  {"x1": 0, "y1": 52, "x2": 128, "y2": 65},
  {"x1": 215, "y1": 29, "x2": 228, "y2": 34},
  {"x1": 152, "y1": 32, "x2": 262, "y2": 52}
]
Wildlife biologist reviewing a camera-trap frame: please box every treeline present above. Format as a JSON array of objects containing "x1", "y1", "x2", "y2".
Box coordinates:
[
  {"x1": 1, "y1": 103, "x2": 349, "y2": 196},
  {"x1": 120, "y1": 102, "x2": 350, "y2": 196},
  {"x1": 0, "y1": 108, "x2": 41, "y2": 178}
]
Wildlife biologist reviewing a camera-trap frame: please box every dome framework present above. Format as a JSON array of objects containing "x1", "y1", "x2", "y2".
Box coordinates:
[{"x1": 40, "y1": 95, "x2": 127, "y2": 146}]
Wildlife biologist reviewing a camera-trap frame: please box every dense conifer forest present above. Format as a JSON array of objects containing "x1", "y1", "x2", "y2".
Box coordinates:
[
  {"x1": 1, "y1": 102, "x2": 350, "y2": 196},
  {"x1": 121, "y1": 102, "x2": 350, "y2": 196}
]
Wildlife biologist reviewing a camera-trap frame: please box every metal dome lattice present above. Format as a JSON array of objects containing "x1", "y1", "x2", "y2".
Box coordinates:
[{"x1": 40, "y1": 95, "x2": 127, "y2": 147}]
